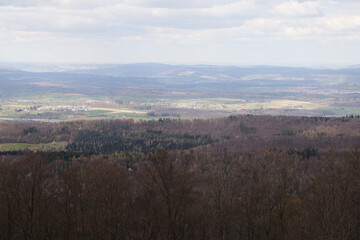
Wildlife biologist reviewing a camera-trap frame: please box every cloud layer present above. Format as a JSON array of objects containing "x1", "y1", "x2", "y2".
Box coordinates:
[{"x1": 0, "y1": 0, "x2": 359, "y2": 65}]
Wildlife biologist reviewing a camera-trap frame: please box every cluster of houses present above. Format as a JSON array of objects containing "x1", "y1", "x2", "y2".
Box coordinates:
[{"x1": 36, "y1": 105, "x2": 90, "y2": 112}]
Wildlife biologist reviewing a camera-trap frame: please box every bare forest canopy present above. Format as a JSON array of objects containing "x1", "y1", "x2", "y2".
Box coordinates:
[
  {"x1": 0, "y1": 62, "x2": 359, "y2": 239},
  {"x1": 0, "y1": 63, "x2": 359, "y2": 119},
  {"x1": 0, "y1": 115, "x2": 359, "y2": 153},
  {"x1": 0, "y1": 115, "x2": 360, "y2": 239}
]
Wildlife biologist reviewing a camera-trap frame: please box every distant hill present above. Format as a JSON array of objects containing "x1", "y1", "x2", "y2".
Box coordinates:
[{"x1": 0, "y1": 63, "x2": 359, "y2": 118}]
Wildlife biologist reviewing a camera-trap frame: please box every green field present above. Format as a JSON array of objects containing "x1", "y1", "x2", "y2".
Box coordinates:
[{"x1": 0, "y1": 142, "x2": 68, "y2": 151}]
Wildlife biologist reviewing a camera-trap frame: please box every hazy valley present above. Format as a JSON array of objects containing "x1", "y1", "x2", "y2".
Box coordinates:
[{"x1": 1, "y1": 63, "x2": 359, "y2": 121}]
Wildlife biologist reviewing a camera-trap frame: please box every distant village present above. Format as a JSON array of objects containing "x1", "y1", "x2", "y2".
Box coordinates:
[{"x1": 14, "y1": 105, "x2": 90, "y2": 113}]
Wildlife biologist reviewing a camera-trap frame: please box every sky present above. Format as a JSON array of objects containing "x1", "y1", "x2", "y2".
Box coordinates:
[{"x1": 0, "y1": 0, "x2": 359, "y2": 66}]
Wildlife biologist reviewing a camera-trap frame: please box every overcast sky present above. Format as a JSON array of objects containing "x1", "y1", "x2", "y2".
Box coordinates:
[{"x1": 0, "y1": 0, "x2": 359, "y2": 66}]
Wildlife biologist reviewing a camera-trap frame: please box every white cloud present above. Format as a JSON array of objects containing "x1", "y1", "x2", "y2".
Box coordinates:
[
  {"x1": 322, "y1": 16, "x2": 360, "y2": 31},
  {"x1": 200, "y1": 1, "x2": 258, "y2": 17},
  {"x1": 0, "y1": 0, "x2": 359, "y2": 65},
  {"x1": 272, "y1": 1, "x2": 321, "y2": 17}
]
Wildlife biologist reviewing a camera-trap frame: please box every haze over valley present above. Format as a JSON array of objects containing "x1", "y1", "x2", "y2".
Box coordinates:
[{"x1": 0, "y1": 63, "x2": 359, "y2": 120}]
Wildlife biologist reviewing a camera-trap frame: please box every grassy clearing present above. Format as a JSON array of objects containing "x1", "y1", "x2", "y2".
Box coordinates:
[
  {"x1": 240, "y1": 100, "x2": 324, "y2": 110},
  {"x1": 0, "y1": 142, "x2": 68, "y2": 151},
  {"x1": 163, "y1": 98, "x2": 326, "y2": 111},
  {"x1": 86, "y1": 110, "x2": 113, "y2": 114},
  {"x1": 91, "y1": 108, "x2": 147, "y2": 114}
]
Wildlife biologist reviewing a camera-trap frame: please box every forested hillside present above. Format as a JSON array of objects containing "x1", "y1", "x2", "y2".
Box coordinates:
[{"x1": 0, "y1": 115, "x2": 359, "y2": 239}]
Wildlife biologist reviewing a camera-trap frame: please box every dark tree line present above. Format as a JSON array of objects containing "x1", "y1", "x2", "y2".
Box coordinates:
[
  {"x1": 66, "y1": 129, "x2": 214, "y2": 153},
  {"x1": 0, "y1": 148, "x2": 359, "y2": 240}
]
